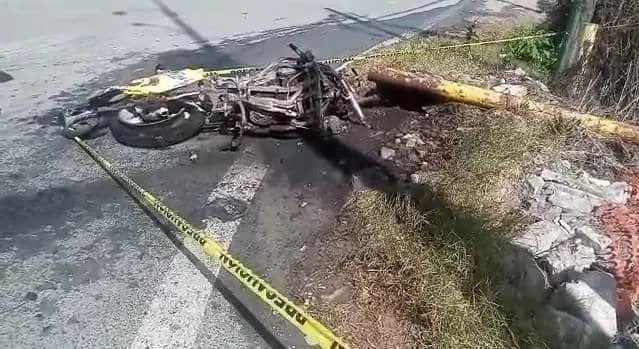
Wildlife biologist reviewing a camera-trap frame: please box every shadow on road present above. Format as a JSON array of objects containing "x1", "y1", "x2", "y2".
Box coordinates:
[
  {"x1": 301, "y1": 129, "x2": 401, "y2": 192},
  {"x1": 324, "y1": 6, "x2": 431, "y2": 38},
  {"x1": 150, "y1": 0, "x2": 212, "y2": 47},
  {"x1": 496, "y1": 0, "x2": 543, "y2": 13},
  {"x1": 0, "y1": 70, "x2": 13, "y2": 83}
]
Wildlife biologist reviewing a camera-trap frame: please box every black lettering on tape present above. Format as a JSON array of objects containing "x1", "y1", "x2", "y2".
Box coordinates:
[
  {"x1": 273, "y1": 297, "x2": 285, "y2": 308},
  {"x1": 265, "y1": 290, "x2": 277, "y2": 300},
  {"x1": 284, "y1": 304, "x2": 297, "y2": 319},
  {"x1": 295, "y1": 313, "x2": 307, "y2": 326},
  {"x1": 228, "y1": 259, "x2": 237, "y2": 269},
  {"x1": 330, "y1": 342, "x2": 346, "y2": 349},
  {"x1": 238, "y1": 269, "x2": 249, "y2": 279},
  {"x1": 256, "y1": 283, "x2": 266, "y2": 292}
]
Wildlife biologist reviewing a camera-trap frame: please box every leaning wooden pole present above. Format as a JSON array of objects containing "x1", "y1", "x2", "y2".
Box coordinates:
[{"x1": 367, "y1": 67, "x2": 639, "y2": 143}]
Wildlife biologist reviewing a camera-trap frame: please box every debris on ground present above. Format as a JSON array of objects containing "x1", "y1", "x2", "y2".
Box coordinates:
[
  {"x1": 516, "y1": 162, "x2": 638, "y2": 342},
  {"x1": 293, "y1": 14, "x2": 639, "y2": 349}
]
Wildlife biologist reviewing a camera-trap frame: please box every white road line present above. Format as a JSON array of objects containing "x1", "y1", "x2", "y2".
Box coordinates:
[{"x1": 130, "y1": 150, "x2": 268, "y2": 349}]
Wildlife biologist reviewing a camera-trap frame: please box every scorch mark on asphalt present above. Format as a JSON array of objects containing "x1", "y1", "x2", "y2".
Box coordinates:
[{"x1": 129, "y1": 147, "x2": 268, "y2": 349}]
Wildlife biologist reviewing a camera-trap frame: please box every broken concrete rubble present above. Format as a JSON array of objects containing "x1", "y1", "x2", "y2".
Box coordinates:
[
  {"x1": 515, "y1": 163, "x2": 638, "y2": 346},
  {"x1": 552, "y1": 271, "x2": 618, "y2": 337}
]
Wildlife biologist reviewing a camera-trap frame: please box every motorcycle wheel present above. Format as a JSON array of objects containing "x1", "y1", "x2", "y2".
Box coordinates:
[{"x1": 108, "y1": 106, "x2": 206, "y2": 148}]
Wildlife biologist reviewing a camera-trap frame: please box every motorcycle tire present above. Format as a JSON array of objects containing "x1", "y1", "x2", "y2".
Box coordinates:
[{"x1": 108, "y1": 107, "x2": 206, "y2": 148}]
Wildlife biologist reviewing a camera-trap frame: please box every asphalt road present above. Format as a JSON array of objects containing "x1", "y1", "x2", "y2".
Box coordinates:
[{"x1": 0, "y1": 1, "x2": 473, "y2": 348}]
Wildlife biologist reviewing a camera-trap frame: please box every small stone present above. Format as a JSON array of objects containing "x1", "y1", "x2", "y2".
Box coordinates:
[
  {"x1": 188, "y1": 152, "x2": 198, "y2": 162},
  {"x1": 550, "y1": 307, "x2": 599, "y2": 348},
  {"x1": 402, "y1": 133, "x2": 424, "y2": 148},
  {"x1": 526, "y1": 175, "x2": 545, "y2": 196},
  {"x1": 545, "y1": 242, "x2": 596, "y2": 274},
  {"x1": 25, "y1": 292, "x2": 38, "y2": 301},
  {"x1": 327, "y1": 115, "x2": 344, "y2": 134},
  {"x1": 410, "y1": 171, "x2": 429, "y2": 184},
  {"x1": 499, "y1": 246, "x2": 550, "y2": 302},
  {"x1": 551, "y1": 271, "x2": 617, "y2": 337},
  {"x1": 541, "y1": 206, "x2": 563, "y2": 222},
  {"x1": 492, "y1": 84, "x2": 527, "y2": 97},
  {"x1": 395, "y1": 138, "x2": 402, "y2": 144},
  {"x1": 321, "y1": 286, "x2": 352, "y2": 304},
  {"x1": 574, "y1": 225, "x2": 609, "y2": 252},
  {"x1": 547, "y1": 184, "x2": 604, "y2": 214},
  {"x1": 509, "y1": 67, "x2": 527, "y2": 76},
  {"x1": 380, "y1": 147, "x2": 396, "y2": 160},
  {"x1": 603, "y1": 182, "x2": 629, "y2": 204},
  {"x1": 541, "y1": 169, "x2": 562, "y2": 182},
  {"x1": 581, "y1": 171, "x2": 610, "y2": 187},
  {"x1": 512, "y1": 220, "x2": 572, "y2": 255},
  {"x1": 351, "y1": 174, "x2": 365, "y2": 190},
  {"x1": 530, "y1": 79, "x2": 550, "y2": 92},
  {"x1": 300, "y1": 201, "x2": 308, "y2": 208}
]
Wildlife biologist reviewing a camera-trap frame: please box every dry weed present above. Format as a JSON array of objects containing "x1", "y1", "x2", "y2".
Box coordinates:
[{"x1": 565, "y1": 0, "x2": 639, "y2": 120}]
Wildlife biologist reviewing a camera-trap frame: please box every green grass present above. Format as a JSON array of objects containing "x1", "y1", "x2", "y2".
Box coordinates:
[
  {"x1": 500, "y1": 25, "x2": 560, "y2": 82},
  {"x1": 348, "y1": 22, "x2": 560, "y2": 84}
]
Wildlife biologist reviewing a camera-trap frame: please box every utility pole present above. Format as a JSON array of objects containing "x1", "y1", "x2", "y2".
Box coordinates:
[{"x1": 555, "y1": 0, "x2": 598, "y2": 80}]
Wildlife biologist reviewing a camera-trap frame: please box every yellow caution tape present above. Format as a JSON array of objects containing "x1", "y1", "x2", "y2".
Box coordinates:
[
  {"x1": 68, "y1": 33, "x2": 564, "y2": 346},
  {"x1": 72, "y1": 136, "x2": 349, "y2": 349},
  {"x1": 203, "y1": 32, "x2": 563, "y2": 75},
  {"x1": 105, "y1": 32, "x2": 563, "y2": 97}
]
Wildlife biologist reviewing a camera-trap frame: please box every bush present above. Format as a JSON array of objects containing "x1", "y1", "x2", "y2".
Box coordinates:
[{"x1": 501, "y1": 25, "x2": 560, "y2": 79}]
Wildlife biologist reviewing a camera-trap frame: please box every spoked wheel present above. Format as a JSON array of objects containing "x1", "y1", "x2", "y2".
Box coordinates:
[{"x1": 108, "y1": 100, "x2": 206, "y2": 148}]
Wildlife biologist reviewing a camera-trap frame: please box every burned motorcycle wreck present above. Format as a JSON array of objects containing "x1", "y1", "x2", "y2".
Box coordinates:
[{"x1": 62, "y1": 44, "x2": 368, "y2": 150}]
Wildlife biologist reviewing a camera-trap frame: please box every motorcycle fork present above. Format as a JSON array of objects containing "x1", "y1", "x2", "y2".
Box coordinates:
[{"x1": 302, "y1": 63, "x2": 324, "y2": 131}]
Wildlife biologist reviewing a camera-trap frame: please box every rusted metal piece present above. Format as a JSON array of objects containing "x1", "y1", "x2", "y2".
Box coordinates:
[{"x1": 367, "y1": 67, "x2": 639, "y2": 144}]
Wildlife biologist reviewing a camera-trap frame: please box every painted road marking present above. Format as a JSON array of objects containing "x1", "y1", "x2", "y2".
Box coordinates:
[{"x1": 130, "y1": 149, "x2": 268, "y2": 349}]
